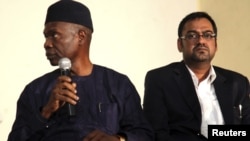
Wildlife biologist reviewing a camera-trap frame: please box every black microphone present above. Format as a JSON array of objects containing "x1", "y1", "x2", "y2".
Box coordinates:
[{"x1": 58, "y1": 57, "x2": 76, "y2": 116}]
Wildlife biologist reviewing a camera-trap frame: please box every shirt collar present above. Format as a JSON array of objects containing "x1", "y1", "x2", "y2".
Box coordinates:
[{"x1": 185, "y1": 65, "x2": 217, "y2": 84}]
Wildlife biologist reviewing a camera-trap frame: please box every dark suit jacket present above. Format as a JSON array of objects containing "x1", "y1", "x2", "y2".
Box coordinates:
[{"x1": 143, "y1": 61, "x2": 250, "y2": 141}]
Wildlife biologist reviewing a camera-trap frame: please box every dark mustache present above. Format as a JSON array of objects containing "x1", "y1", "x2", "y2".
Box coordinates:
[{"x1": 194, "y1": 43, "x2": 208, "y2": 50}]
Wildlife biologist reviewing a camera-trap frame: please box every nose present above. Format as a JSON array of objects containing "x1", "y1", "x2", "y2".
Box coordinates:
[
  {"x1": 44, "y1": 38, "x2": 53, "y2": 48},
  {"x1": 196, "y1": 35, "x2": 207, "y2": 43}
]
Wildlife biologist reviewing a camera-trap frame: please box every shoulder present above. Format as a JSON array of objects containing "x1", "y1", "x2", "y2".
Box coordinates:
[
  {"x1": 94, "y1": 65, "x2": 127, "y2": 77},
  {"x1": 213, "y1": 66, "x2": 249, "y2": 82},
  {"x1": 146, "y1": 62, "x2": 183, "y2": 77},
  {"x1": 149, "y1": 62, "x2": 180, "y2": 72},
  {"x1": 26, "y1": 69, "x2": 59, "y2": 88},
  {"x1": 93, "y1": 64, "x2": 131, "y2": 83},
  {"x1": 93, "y1": 65, "x2": 137, "y2": 95}
]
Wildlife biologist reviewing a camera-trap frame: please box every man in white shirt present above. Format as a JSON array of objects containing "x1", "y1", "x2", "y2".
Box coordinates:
[{"x1": 143, "y1": 11, "x2": 250, "y2": 141}]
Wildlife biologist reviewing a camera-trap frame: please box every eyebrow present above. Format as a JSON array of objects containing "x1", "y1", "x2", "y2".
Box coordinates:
[{"x1": 186, "y1": 30, "x2": 214, "y2": 34}]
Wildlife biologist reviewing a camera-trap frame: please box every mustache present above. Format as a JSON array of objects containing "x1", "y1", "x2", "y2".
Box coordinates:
[{"x1": 194, "y1": 43, "x2": 208, "y2": 50}]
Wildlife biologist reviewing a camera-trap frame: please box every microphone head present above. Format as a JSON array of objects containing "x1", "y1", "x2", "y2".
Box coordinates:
[{"x1": 58, "y1": 57, "x2": 71, "y2": 70}]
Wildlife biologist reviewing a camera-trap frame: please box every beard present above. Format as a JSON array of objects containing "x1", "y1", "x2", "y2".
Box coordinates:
[{"x1": 191, "y1": 44, "x2": 211, "y2": 62}]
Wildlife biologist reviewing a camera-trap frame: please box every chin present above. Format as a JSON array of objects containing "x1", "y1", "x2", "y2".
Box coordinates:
[{"x1": 48, "y1": 59, "x2": 59, "y2": 66}]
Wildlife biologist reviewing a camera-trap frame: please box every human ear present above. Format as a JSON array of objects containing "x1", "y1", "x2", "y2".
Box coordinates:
[
  {"x1": 177, "y1": 38, "x2": 183, "y2": 52},
  {"x1": 78, "y1": 30, "x2": 86, "y2": 41}
]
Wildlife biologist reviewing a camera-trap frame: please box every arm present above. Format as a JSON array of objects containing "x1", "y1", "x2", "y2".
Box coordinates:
[
  {"x1": 143, "y1": 71, "x2": 170, "y2": 141},
  {"x1": 7, "y1": 85, "x2": 50, "y2": 141},
  {"x1": 239, "y1": 77, "x2": 250, "y2": 124},
  {"x1": 8, "y1": 75, "x2": 77, "y2": 141},
  {"x1": 117, "y1": 77, "x2": 154, "y2": 141},
  {"x1": 82, "y1": 74, "x2": 154, "y2": 141}
]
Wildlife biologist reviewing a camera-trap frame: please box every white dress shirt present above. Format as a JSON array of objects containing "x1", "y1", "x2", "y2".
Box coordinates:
[{"x1": 186, "y1": 66, "x2": 224, "y2": 138}]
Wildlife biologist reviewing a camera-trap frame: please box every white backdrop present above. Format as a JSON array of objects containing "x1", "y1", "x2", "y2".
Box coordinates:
[{"x1": 0, "y1": 0, "x2": 197, "y2": 140}]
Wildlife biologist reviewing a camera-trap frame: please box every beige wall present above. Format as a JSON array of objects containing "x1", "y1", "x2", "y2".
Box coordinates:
[{"x1": 198, "y1": 0, "x2": 250, "y2": 79}]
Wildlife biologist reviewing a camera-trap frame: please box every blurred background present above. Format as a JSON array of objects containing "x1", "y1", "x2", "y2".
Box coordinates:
[{"x1": 0, "y1": 0, "x2": 249, "y2": 140}]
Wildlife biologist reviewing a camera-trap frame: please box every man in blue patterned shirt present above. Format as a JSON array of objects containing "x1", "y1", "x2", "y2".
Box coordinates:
[{"x1": 7, "y1": 1, "x2": 154, "y2": 141}]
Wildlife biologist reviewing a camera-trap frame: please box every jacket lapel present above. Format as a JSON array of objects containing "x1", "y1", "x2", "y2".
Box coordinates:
[
  {"x1": 172, "y1": 62, "x2": 234, "y2": 124},
  {"x1": 213, "y1": 69, "x2": 234, "y2": 124},
  {"x1": 173, "y1": 62, "x2": 202, "y2": 122}
]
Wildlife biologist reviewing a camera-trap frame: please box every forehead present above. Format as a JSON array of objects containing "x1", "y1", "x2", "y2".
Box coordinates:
[
  {"x1": 182, "y1": 18, "x2": 213, "y2": 33},
  {"x1": 44, "y1": 22, "x2": 74, "y2": 32}
]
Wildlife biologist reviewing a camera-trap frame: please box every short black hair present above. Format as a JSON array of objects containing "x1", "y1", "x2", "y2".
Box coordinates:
[{"x1": 177, "y1": 11, "x2": 217, "y2": 37}]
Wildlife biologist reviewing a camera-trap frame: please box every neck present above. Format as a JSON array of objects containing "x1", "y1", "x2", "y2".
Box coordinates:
[
  {"x1": 186, "y1": 62, "x2": 211, "y2": 82},
  {"x1": 71, "y1": 59, "x2": 93, "y2": 76}
]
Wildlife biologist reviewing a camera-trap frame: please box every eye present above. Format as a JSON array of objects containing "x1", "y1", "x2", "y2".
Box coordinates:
[
  {"x1": 203, "y1": 32, "x2": 215, "y2": 39},
  {"x1": 44, "y1": 30, "x2": 59, "y2": 39},
  {"x1": 51, "y1": 32, "x2": 59, "y2": 38},
  {"x1": 186, "y1": 33, "x2": 198, "y2": 40}
]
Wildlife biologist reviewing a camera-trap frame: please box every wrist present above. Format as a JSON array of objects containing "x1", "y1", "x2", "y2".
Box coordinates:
[{"x1": 41, "y1": 106, "x2": 52, "y2": 119}]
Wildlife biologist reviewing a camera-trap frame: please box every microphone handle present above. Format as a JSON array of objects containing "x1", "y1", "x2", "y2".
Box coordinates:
[
  {"x1": 66, "y1": 103, "x2": 76, "y2": 116},
  {"x1": 61, "y1": 69, "x2": 70, "y2": 76},
  {"x1": 61, "y1": 69, "x2": 76, "y2": 116}
]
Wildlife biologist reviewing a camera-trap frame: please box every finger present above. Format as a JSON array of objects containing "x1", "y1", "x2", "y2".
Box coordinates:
[
  {"x1": 61, "y1": 81, "x2": 77, "y2": 94},
  {"x1": 84, "y1": 130, "x2": 101, "y2": 141},
  {"x1": 58, "y1": 75, "x2": 72, "y2": 83},
  {"x1": 59, "y1": 88, "x2": 79, "y2": 105}
]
